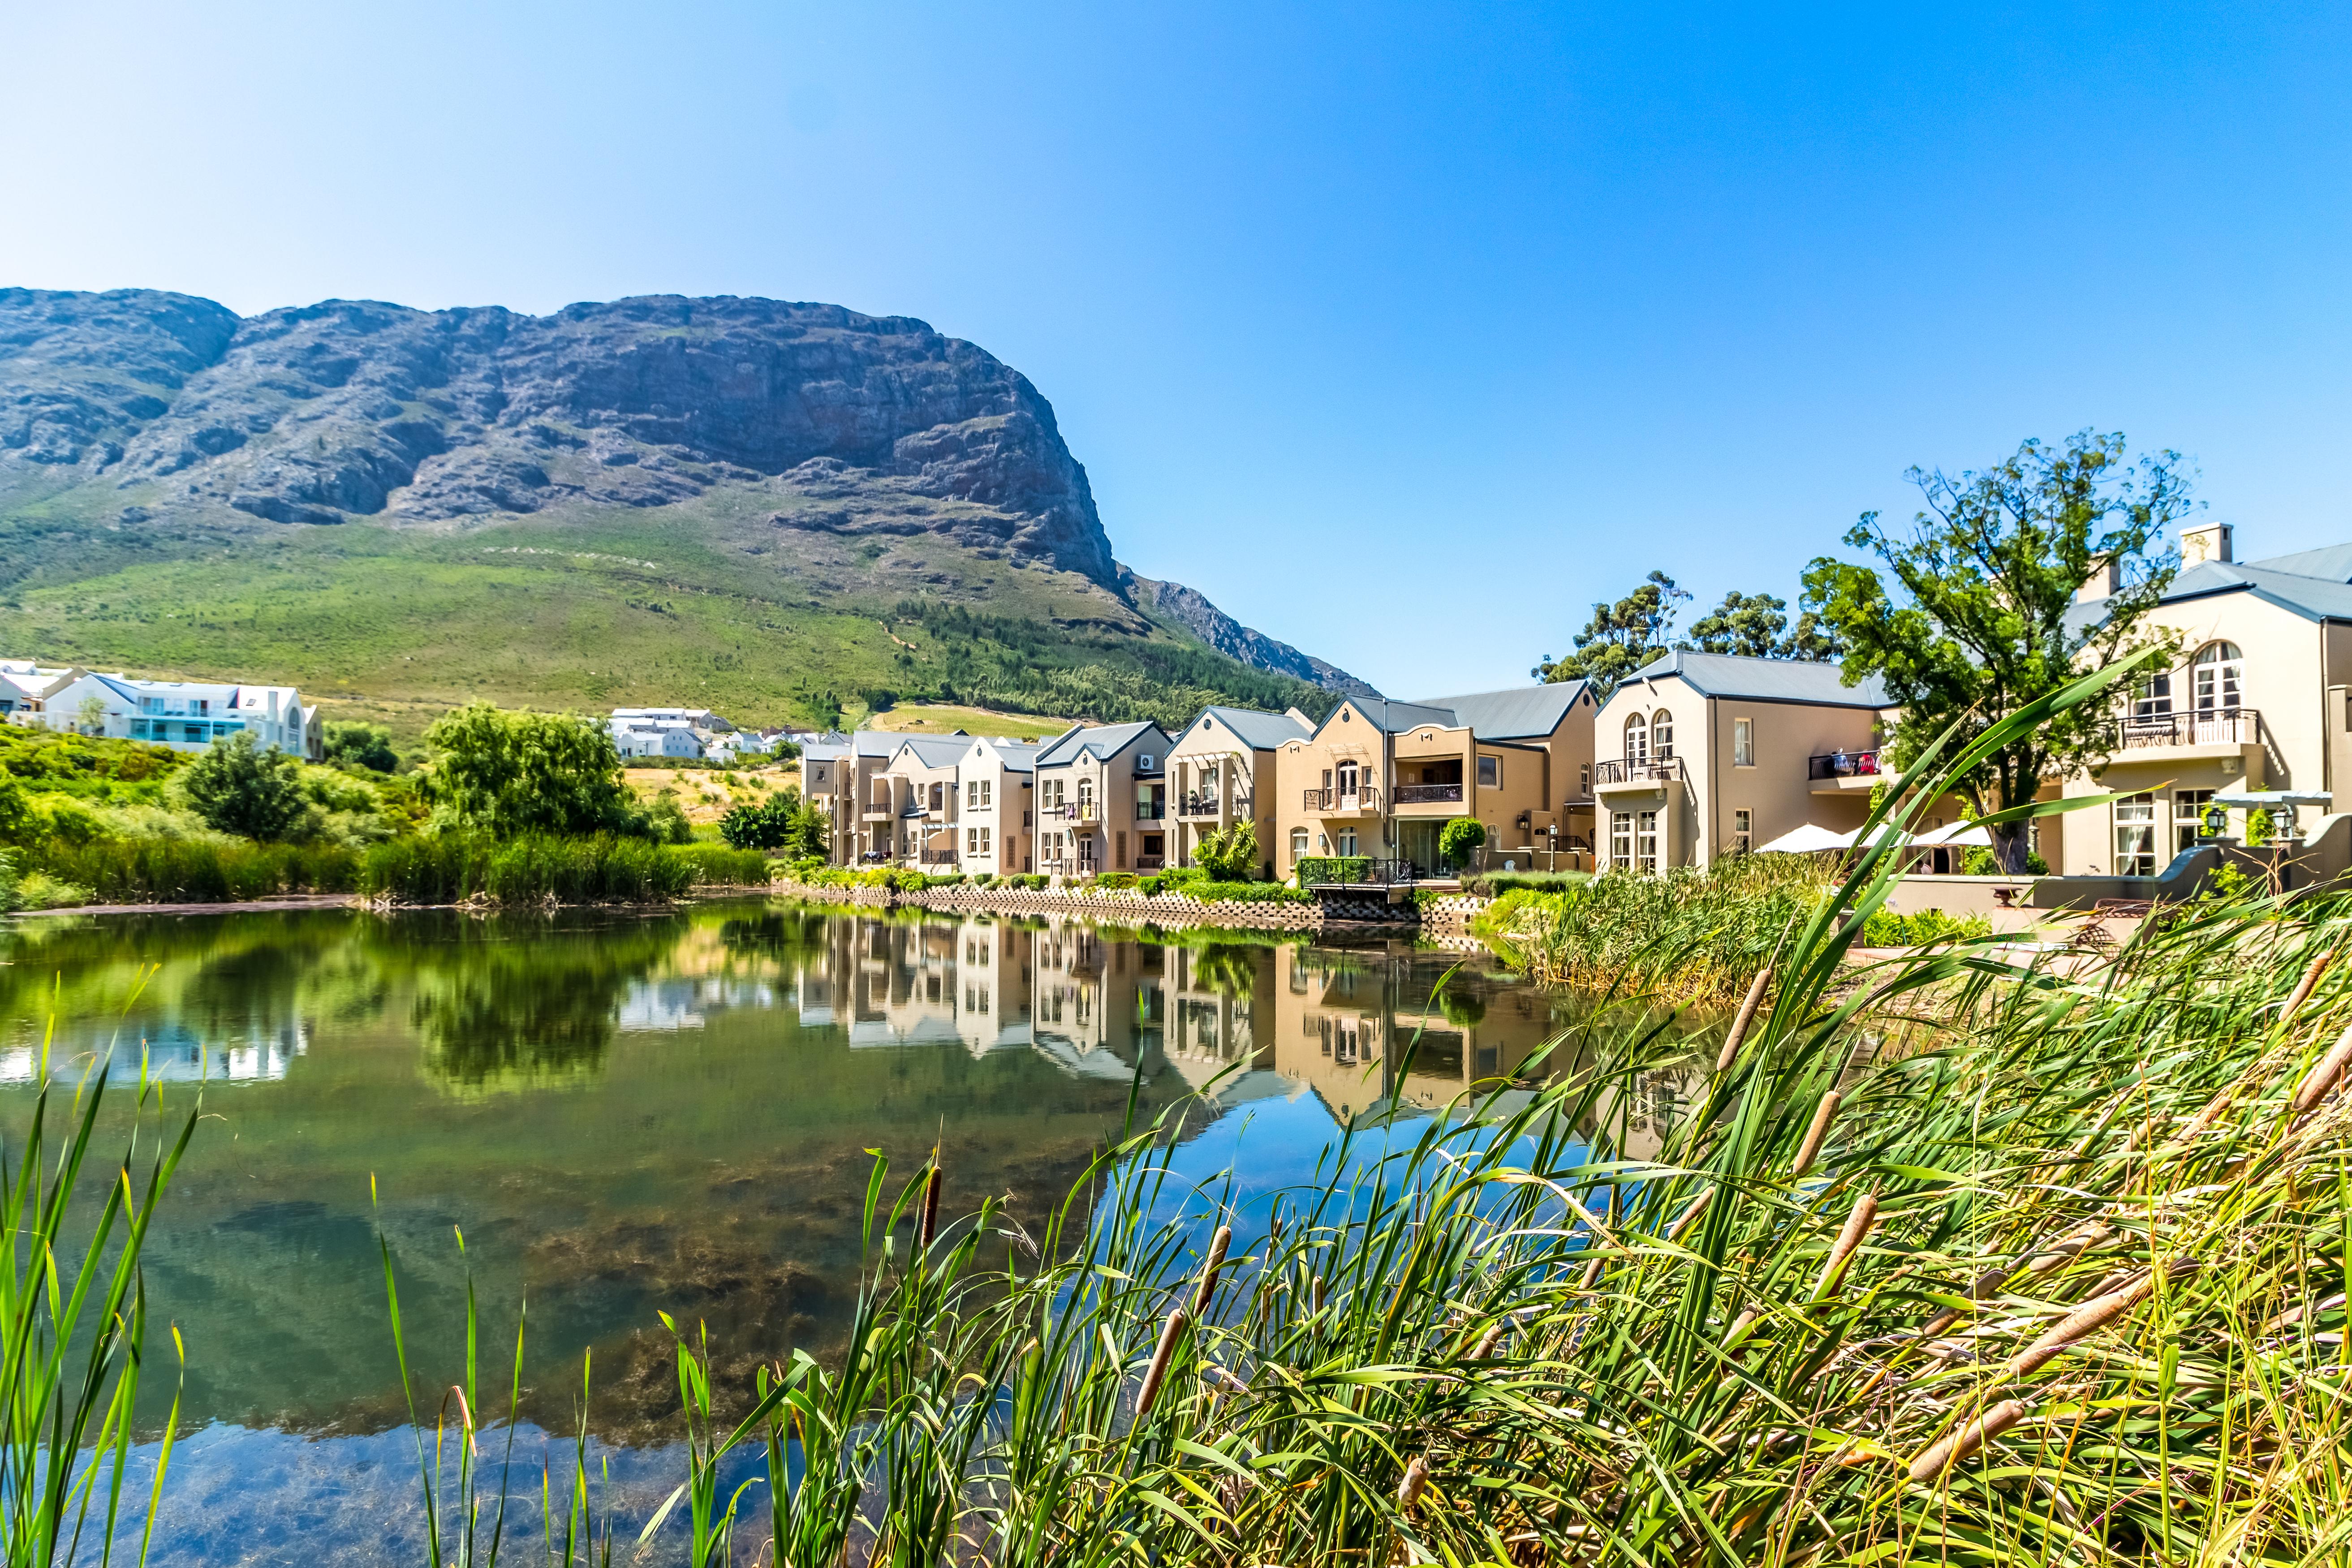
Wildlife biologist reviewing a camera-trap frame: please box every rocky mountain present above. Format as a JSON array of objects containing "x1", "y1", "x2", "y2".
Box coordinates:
[{"x1": 0, "y1": 287, "x2": 1372, "y2": 709}]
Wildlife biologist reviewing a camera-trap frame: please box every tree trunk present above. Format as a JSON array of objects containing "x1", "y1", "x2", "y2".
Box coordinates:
[{"x1": 1989, "y1": 819, "x2": 2034, "y2": 875}]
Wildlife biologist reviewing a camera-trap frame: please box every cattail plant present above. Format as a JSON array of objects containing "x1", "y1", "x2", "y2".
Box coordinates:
[
  {"x1": 1717, "y1": 965, "x2": 1773, "y2": 1073},
  {"x1": 1907, "y1": 1400, "x2": 2026, "y2": 1483},
  {"x1": 1791, "y1": 1089, "x2": 1840, "y2": 1176}
]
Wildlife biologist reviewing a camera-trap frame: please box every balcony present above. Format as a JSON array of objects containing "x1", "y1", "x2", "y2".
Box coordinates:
[
  {"x1": 862, "y1": 801, "x2": 896, "y2": 823},
  {"x1": 1043, "y1": 801, "x2": 1100, "y2": 823},
  {"x1": 1135, "y1": 853, "x2": 1166, "y2": 871},
  {"x1": 1808, "y1": 748, "x2": 1894, "y2": 794},
  {"x1": 1302, "y1": 786, "x2": 1382, "y2": 817},
  {"x1": 2101, "y1": 707, "x2": 2264, "y2": 776},
  {"x1": 1297, "y1": 855, "x2": 1421, "y2": 887},
  {"x1": 1135, "y1": 803, "x2": 1166, "y2": 821},
  {"x1": 1394, "y1": 782, "x2": 1465, "y2": 806},
  {"x1": 1593, "y1": 756, "x2": 1687, "y2": 807},
  {"x1": 1178, "y1": 791, "x2": 1241, "y2": 818}
]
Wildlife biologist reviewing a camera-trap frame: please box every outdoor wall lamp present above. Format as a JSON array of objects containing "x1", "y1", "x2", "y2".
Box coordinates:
[{"x1": 2203, "y1": 801, "x2": 2229, "y2": 839}]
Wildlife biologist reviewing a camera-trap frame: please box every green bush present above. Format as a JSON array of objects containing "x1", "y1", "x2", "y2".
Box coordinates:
[
  {"x1": 1095, "y1": 872, "x2": 1140, "y2": 890},
  {"x1": 1440, "y1": 817, "x2": 1488, "y2": 868},
  {"x1": 1462, "y1": 869, "x2": 1589, "y2": 897},
  {"x1": 1193, "y1": 823, "x2": 1260, "y2": 882},
  {"x1": 1011, "y1": 873, "x2": 1048, "y2": 891},
  {"x1": 422, "y1": 704, "x2": 641, "y2": 837},
  {"x1": 180, "y1": 732, "x2": 306, "y2": 841},
  {"x1": 28, "y1": 835, "x2": 362, "y2": 903},
  {"x1": 1859, "y1": 907, "x2": 1994, "y2": 946},
  {"x1": 1177, "y1": 879, "x2": 1310, "y2": 905},
  {"x1": 1295, "y1": 856, "x2": 1371, "y2": 885},
  {"x1": 323, "y1": 721, "x2": 399, "y2": 773}
]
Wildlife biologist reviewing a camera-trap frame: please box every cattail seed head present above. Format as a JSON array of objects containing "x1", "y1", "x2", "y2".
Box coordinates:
[
  {"x1": 1397, "y1": 1454, "x2": 1430, "y2": 1510},
  {"x1": 1792, "y1": 1090, "x2": 1842, "y2": 1177},
  {"x1": 2283, "y1": 948, "x2": 2335, "y2": 1023},
  {"x1": 2025, "y1": 1222, "x2": 2109, "y2": 1277},
  {"x1": 2007, "y1": 1271, "x2": 2157, "y2": 1378},
  {"x1": 2292, "y1": 1021, "x2": 2352, "y2": 1116},
  {"x1": 1470, "y1": 1321, "x2": 1507, "y2": 1360},
  {"x1": 1579, "y1": 1252, "x2": 1607, "y2": 1292},
  {"x1": 1136, "y1": 1306, "x2": 1189, "y2": 1420},
  {"x1": 1907, "y1": 1400, "x2": 2025, "y2": 1483},
  {"x1": 1723, "y1": 1307, "x2": 1763, "y2": 1349},
  {"x1": 917, "y1": 1163, "x2": 943, "y2": 1250},
  {"x1": 1718, "y1": 967, "x2": 1773, "y2": 1073},
  {"x1": 1812, "y1": 1190, "x2": 1879, "y2": 1297},
  {"x1": 1193, "y1": 1224, "x2": 1233, "y2": 1318},
  {"x1": 1663, "y1": 1188, "x2": 1714, "y2": 1245}
]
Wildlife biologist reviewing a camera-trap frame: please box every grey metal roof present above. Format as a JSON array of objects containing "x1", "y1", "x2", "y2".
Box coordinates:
[
  {"x1": 801, "y1": 740, "x2": 849, "y2": 762},
  {"x1": 965, "y1": 737, "x2": 1042, "y2": 771},
  {"x1": 1173, "y1": 705, "x2": 1316, "y2": 752},
  {"x1": 1320, "y1": 698, "x2": 1459, "y2": 737},
  {"x1": 1624, "y1": 650, "x2": 1891, "y2": 708},
  {"x1": 887, "y1": 733, "x2": 976, "y2": 769},
  {"x1": 1406, "y1": 682, "x2": 1588, "y2": 739},
  {"x1": 851, "y1": 730, "x2": 906, "y2": 758},
  {"x1": 1034, "y1": 720, "x2": 1171, "y2": 767},
  {"x1": 2068, "y1": 546, "x2": 2352, "y2": 629}
]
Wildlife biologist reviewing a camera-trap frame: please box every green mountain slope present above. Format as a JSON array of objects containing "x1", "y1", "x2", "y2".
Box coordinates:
[{"x1": 0, "y1": 288, "x2": 1370, "y2": 739}]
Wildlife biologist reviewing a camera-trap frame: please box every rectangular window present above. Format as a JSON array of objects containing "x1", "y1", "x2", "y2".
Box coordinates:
[
  {"x1": 1579, "y1": 762, "x2": 1590, "y2": 793},
  {"x1": 1733, "y1": 717, "x2": 1754, "y2": 767},
  {"x1": 1338, "y1": 827, "x2": 1359, "y2": 857},
  {"x1": 1478, "y1": 755, "x2": 1499, "y2": 788},
  {"x1": 1636, "y1": 810, "x2": 1660, "y2": 874},
  {"x1": 979, "y1": 827, "x2": 992, "y2": 855},
  {"x1": 1610, "y1": 811, "x2": 1633, "y2": 870},
  {"x1": 967, "y1": 780, "x2": 979, "y2": 809},
  {"x1": 2173, "y1": 788, "x2": 2214, "y2": 855},
  {"x1": 2114, "y1": 793, "x2": 2157, "y2": 876},
  {"x1": 1732, "y1": 808, "x2": 1752, "y2": 854},
  {"x1": 967, "y1": 828, "x2": 980, "y2": 854},
  {"x1": 980, "y1": 780, "x2": 991, "y2": 807}
]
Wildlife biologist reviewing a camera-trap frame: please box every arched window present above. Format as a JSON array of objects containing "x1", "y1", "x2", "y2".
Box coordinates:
[
  {"x1": 1651, "y1": 709, "x2": 1675, "y2": 761},
  {"x1": 1623, "y1": 712, "x2": 1648, "y2": 764},
  {"x1": 2192, "y1": 642, "x2": 2243, "y2": 713}
]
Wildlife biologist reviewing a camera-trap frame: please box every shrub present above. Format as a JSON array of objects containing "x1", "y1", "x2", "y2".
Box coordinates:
[
  {"x1": 1193, "y1": 823, "x2": 1260, "y2": 882},
  {"x1": 323, "y1": 721, "x2": 399, "y2": 773},
  {"x1": 671, "y1": 844, "x2": 774, "y2": 887},
  {"x1": 1860, "y1": 907, "x2": 1993, "y2": 946},
  {"x1": 422, "y1": 704, "x2": 640, "y2": 838},
  {"x1": 1440, "y1": 817, "x2": 1488, "y2": 868},
  {"x1": 1096, "y1": 872, "x2": 1140, "y2": 890},
  {"x1": 1959, "y1": 846, "x2": 2052, "y2": 875},
  {"x1": 1295, "y1": 856, "x2": 1371, "y2": 885},
  {"x1": 180, "y1": 732, "x2": 306, "y2": 841},
  {"x1": 1176, "y1": 879, "x2": 1310, "y2": 905},
  {"x1": 360, "y1": 833, "x2": 701, "y2": 905},
  {"x1": 1462, "y1": 869, "x2": 1588, "y2": 897},
  {"x1": 642, "y1": 793, "x2": 695, "y2": 844}
]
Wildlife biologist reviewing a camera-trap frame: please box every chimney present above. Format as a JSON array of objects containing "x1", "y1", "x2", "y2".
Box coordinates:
[
  {"x1": 2074, "y1": 556, "x2": 2124, "y2": 605},
  {"x1": 2182, "y1": 521, "x2": 2234, "y2": 565}
]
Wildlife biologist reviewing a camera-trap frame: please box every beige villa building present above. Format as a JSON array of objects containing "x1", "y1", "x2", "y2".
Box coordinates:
[
  {"x1": 1586, "y1": 651, "x2": 1897, "y2": 872},
  {"x1": 952, "y1": 737, "x2": 1041, "y2": 876},
  {"x1": 1270, "y1": 685, "x2": 1599, "y2": 880},
  {"x1": 2060, "y1": 521, "x2": 2352, "y2": 876},
  {"x1": 1032, "y1": 720, "x2": 1175, "y2": 877},
  {"x1": 1163, "y1": 705, "x2": 1317, "y2": 877},
  {"x1": 876, "y1": 734, "x2": 976, "y2": 870}
]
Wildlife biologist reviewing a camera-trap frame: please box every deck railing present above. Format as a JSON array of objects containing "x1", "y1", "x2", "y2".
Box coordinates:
[{"x1": 1394, "y1": 782, "x2": 1464, "y2": 804}]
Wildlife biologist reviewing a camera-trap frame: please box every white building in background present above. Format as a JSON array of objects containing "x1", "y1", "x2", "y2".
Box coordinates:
[
  {"x1": 0, "y1": 660, "x2": 73, "y2": 718},
  {"x1": 12, "y1": 666, "x2": 321, "y2": 759},
  {"x1": 608, "y1": 706, "x2": 748, "y2": 761}
]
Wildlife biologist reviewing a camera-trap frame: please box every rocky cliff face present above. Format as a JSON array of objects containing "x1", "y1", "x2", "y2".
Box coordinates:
[
  {"x1": 2, "y1": 286, "x2": 1374, "y2": 695},
  {"x1": 3, "y1": 289, "x2": 1118, "y2": 582}
]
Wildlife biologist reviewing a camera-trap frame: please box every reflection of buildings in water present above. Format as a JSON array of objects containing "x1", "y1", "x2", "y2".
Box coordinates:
[
  {"x1": 616, "y1": 979, "x2": 781, "y2": 1032},
  {"x1": 0, "y1": 1017, "x2": 309, "y2": 1085},
  {"x1": 1028, "y1": 920, "x2": 1165, "y2": 1083},
  {"x1": 1158, "y1": 944, "x2": 1297, "y2": 1109},
  {"x1": 788, "y1": 915, "x2": 1042, "y2": 1058}
]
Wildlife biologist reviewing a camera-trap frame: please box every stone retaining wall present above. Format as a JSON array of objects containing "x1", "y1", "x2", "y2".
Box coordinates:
[{"x1": 767, "y1": 879, "x2": 1486, "y2": 935}]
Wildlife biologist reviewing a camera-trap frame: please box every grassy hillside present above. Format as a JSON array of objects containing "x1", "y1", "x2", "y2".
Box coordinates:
[{"x1": 0, "y1": 492, "x2": 1331, "y2": 745}]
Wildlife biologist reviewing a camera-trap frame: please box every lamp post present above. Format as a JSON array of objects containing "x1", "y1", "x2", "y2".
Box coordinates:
[{"x1": 2202, "y1": 801, "x2": 2229, "y2": 840}]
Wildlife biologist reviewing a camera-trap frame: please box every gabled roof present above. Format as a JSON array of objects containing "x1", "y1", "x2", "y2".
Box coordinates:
[
  {"x1": 1171, "y1": 705, "x2": 1316, "y2": 753},
  {"x1": 2148, "y1": 554, "x2": 2352, "y2": 622},
  {"x1": 1320, "y1": 698, "x2": 1459, "y2": 737},
  {"x1": 886, "y1": 733, "x2": 974, "y2": 770},
  {"x1": 851, "y1": 730, "x2": 908, "y2": 758},
  {"x1": 1620, "y1": 650, "x2": 1891, "y2": 709},
  {"x1": 1405, "y1": 682, "x2": 1588, "y2": 740},
  {"x1": 965, "y1": 737, "x2": 1042, "y2": 771},
  {"x1": 1034, "y1": 720, "x2": 1169, "y2": 767}
]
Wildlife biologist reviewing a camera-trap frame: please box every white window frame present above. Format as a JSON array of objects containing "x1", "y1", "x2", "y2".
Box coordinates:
[
  {"x1": 1636, "y1": 810, "x2": 1660, "y2": 874},
  {"x1": 1732, "y1": 717, "x2": 1754, "y2": 768},
  {"x1": 1732, "y1": 808, "x2": 1752, "y2": 854},
  {"x1": 2114, "y1": 793, "x2": 2158, "y2": 876}
]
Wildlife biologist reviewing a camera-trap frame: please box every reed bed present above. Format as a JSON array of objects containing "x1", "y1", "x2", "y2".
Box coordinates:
[
  {"x1": 358, "y1": 834, "x2": 758, "y2": 906},
  {"x1": 1474, "y1": 848, "x2": 1836, "y2": 1006},
  {"x1": 24, "y1": 836, "x2": 362, "y2": 904}
]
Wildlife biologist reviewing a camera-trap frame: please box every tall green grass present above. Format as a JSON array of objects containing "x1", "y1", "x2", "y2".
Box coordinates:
[
  {"x1": 2, "y1": 982, "x2": 197, "y2": 1565},
  {"x1": 359, "y1": 834, "x2": 765, "y2": 906},
  {"x1": 22, "y1": 837, "x2": 362, "y2": 904},
  {"x1": 1475, "y1": 847, "x2": 1838, "y2": 1004}
]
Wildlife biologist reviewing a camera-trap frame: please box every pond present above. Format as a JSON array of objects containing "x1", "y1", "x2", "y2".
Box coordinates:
[{"x1": 0, "y1": 897, "x2": 1698, "y2": 1564}]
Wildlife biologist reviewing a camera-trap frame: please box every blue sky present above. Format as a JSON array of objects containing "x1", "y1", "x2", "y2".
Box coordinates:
[{"x1": 6, "y1": 2, "x2": 2347, "y2": 696}]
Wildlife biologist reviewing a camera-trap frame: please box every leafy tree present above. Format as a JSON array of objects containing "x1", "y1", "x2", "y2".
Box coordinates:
[
  {"x1": 0, "y1": 767, "x2": 25, "y2": 843},
  {"x1": 1194, "y1": 822, "x2": 1260, "y2": 882},
  {"x1": 1800, "y1": 431, "x2": 2192, "y2": 872},
  {"x1": 1681, "y1": 591, "x2": 1842, "y2": 662},
  {"x1": 422, "y1": 704, "x2": 639, "y2": 839},
  {"x1": 1440, "y1": 817, "x2": 1487, "y2": 870},
  {"x1": 1534, "y1": 571, "x2": 1689, "y2": 698},
  {"x1": 718, "y1": 796, "x2": 795, "y2": 850},
  {"x1": 74, "y1": 695, "x2": 106, "y2": 735},
  {"x1": 323, "y1": 721, "x2": 399, "y2": 773},
  {"x1": 181, "y1": 731, "x2": 306, "y2": 840}
]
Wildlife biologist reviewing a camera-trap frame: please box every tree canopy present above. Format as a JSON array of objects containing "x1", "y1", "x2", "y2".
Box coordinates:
[
  {"x1": 181, "y1": 731, "x2": 305, "y2": 840},
  {"x1": 1800, "y1": 431, "x2": 2193, "y2": 870},
  {"x1": 1681, "y1": 591, "x2": 1841, "y2": 662},
  {"x1": 422, "y1": 704, "x2": 641, "y2": 838},
  {"x1": 1534, "y1": 571, "x2": 1690, "y2": 697}
]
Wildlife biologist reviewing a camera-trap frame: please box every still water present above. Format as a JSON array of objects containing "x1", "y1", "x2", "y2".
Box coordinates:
[{"x1": 0, "y1": 898, "x2": 1687, "y2": 1564}]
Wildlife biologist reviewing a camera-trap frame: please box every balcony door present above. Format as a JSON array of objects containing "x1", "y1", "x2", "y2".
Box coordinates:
[
  {"x1": 1336, "y1": 761, "x2": 1360, "y2": 803},
  {"x1": 2189, "y1": 642, "x2": 2243, "y2": 745},
  {"x1": 1623, "y1": 713, "x2": 1648, "y2": 765}
]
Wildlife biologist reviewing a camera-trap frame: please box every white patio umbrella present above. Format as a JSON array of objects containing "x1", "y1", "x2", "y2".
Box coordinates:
[
  {"x1": 1755, "y1": 823, "x2": 1852, "y2": 855},
  {"x1": 1915, "y1": 822, "x2": 1992, "y2": 849}
]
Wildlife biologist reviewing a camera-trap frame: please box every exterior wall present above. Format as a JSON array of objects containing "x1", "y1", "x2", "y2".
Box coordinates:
[
  {"x1": 954, "y1": 744, "x2": 1036, "y2": 876},
  {"x1": 1164, "y1": 732, "x2": 1280, "y2": 875},
  {"x1": 1035, "y1": 728, "x2": 1172, "y2": 879},
  {"x1": 1590, "y1": 673, "x2": 1886, "y2": 872},
  {"x1": 882, "y1": 750, "x2": 963, "y2": 869},
  {"x1": 1274, "y1": 701, "x2": 1392, "y2": 876},
  {"x1": 2059, "y1": 592, "x2": 2321, "y2": 876},
  {"x1": 38, "y1": 673, "x2": 318, "y2": 759},
  {"x1": 1391, "y1": 722, "x2": 1549, "y2": 870}
]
